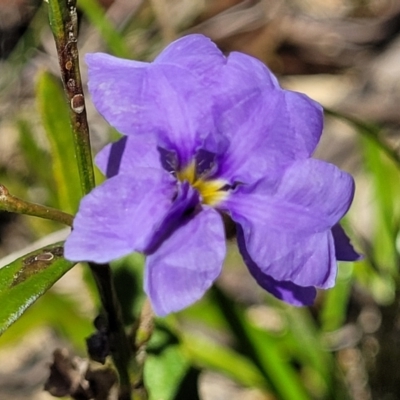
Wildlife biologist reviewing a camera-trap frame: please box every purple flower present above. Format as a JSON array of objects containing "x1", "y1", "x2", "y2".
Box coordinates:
[{"x1": 65, "y1": 35, "x2": 359, "y2": 316}]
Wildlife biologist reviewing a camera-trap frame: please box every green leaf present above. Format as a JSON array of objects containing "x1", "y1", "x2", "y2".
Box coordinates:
[
  {"x1": 0, "y1": 242, "x2": 75, "y2": 335},
  {"x1": 0, "y1": 289, "x2": 92, "y2": 352},
  {"x1": 145, "y1": 328, "x2": 189, "y2": 400},
  {"x1": 17, "y1": 119, "x2": 58, "y2": 204},
  {"x1": 360, "y1": 132, "x2": 400, "y2": 272},
  {"x1": 36, "y1": 71, "x2": 82, "y2": 214},
  {"x1": 283, "y1": 307, "x2": 333, "y2": 396},
  {"x1": 321, "y1": 262, "x2": 353, "y2": 332},
  {"x1": 240, "y1": 318, "x2": 310, "y2": 400},
  {"x1": 211, "y1": 286, "x2": 310, "y2": 400},
  {"x1": 325, "y1": 109, "x2": 400, "y2": 274},
  {"x1": 181, "y1": 331, "x2": 268, "y2": 390}
]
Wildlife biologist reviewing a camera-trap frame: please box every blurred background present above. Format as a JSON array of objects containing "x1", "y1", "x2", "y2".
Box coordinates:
[{"x1": 1, "y1": 0, "x2": 400, "y2": 399}]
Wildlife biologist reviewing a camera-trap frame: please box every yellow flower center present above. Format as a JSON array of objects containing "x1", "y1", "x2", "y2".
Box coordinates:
[{"x1": 176, "y1": 161, "x2": 228, "y2": 206}]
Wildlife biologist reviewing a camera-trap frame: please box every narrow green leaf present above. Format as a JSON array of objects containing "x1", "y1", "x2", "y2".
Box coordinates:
[
  {"x1": 241, "y1": 319, "x2": 310, "y2": 400},
  {"x1": 283, "y1": 307, "x2": 333, "y2": 396},
  {"x1": 0, "y1": 290, "x2": 92, "y2": 352},
  {"x1": 325, "y1": 109, "x2": 400, "y2": 274},
  {"x1": 181, "y1": 332, "x2": 268, "y2": 391},
  {"x1": 36, "y1": 71, "x2": 81, "y2": 213},
  {"x1": 211, "y1": 286, "x2": 310, "y2": 400},
  {"x1": 17, "y1": 119, "x2": 54, "y2": 191},
  {"x1": 47, "y1": 0, "x2": 68, "y2": 40},
  {"x1": 360, "y1": 133, "x2": 400, "y2": 272},
  {"x1": 321, "y1": 262, "x2": 353, "y2": 332},
  {"x1": 0, "y1": 242, "x2": 75, "y2": 335}
]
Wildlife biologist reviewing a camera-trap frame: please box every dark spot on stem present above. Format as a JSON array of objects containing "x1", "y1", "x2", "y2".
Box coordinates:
[
  {"x1": 71, "y1": 94, "x2": 85, "y2": 114},
  {"x1": 67, "y1": 78, "x2": 75, "y2": 89}
]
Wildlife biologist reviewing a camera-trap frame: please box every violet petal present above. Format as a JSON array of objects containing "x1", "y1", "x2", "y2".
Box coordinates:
[
  {"x1": 155, "y1": 34, "x2": 226, "y2": 85},
  {"x1": 86, "y1": 36, "x2": 226, "y2": 167},
  {"x1": 332, "y1": 224, "x2": 361, "y2": 261},
  {"x1": 223, "y1": 158, "x2": 354, "y2": 235},
  {"x1": 236, "y1": 222, "x2": 337, "y2": 289},
  {"x1": 64, "y1": 169, "x2": 176, "y2": 263},
  {"x1": 223, "y1": 159, "x2": 353, "y2": 288},
  {"x1": 212, "y1": 55, "x2": 323, "y2": 183},
  {"x1": 144, "y1": 207, "x2": 225, "y2": 316},
  {"x1": 95, "y1": 136, "x2": 162, "y2": 178},
  {"x1": 238, "y1": 226, "x2": 317, "y2": 305}
]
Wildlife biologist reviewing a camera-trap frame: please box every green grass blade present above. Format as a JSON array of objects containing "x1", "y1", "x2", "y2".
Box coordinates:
[
  {"x1": 321, "y1": 262, "x2": 354, "y2": 332},
  {"x1": 360, "y1": 133, "x2": 400, "y2": 272},
  {"x1": 181, "y1": 332, "x2": 269, "y2": 391},
  {"x1": 211, "y1": 286, "x2": 310, "y2": 400},
  {"x1": 36, "y1": 71, "x2": 81, "y2": 214}
]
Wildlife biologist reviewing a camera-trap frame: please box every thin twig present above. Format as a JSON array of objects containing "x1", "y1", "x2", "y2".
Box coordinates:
[{"x1": 0, "y1": 184, "x2": 74, "y2": 226}]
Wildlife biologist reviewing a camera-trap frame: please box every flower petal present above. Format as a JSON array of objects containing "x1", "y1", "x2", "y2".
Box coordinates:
[
  {"x1": 237, "y1": 222, "x2": 337, "y2": 289},
  {"x1": 332, "y1": 224, "x2": 361, "y2": 261},
  {"x1": 215, "y1": 52, "x2": 280, "y2": 105},
  {"x1": 223, "y1": 159, "x2": 353, "y2": 288},
  {"x1": 155, "y1": 34, "x2": 226, "y2": 84},
  {"x1": 144, "y1": 181, "x2": 200, "y2": 253},
  {"x1": 213, "y1": 60, "x2": 324, "y2": 182},
  {"x1": 65, "y1": 169, "x2": 176, "y2": 263},
  {"x1": 214, "y1": 90, "x2": 285, "y2": 182},
  {"x1": 222, "y1": 158, "x2": 354, "y2": 234},
  {"x1": 144, "y1": 207, "x2": 225, "y2": 316},
  {"x1": 86, "y1": 36, "x2": 227, "y2": 167},
  {"x1": 281, "y1": 89, "x2": 323, "y2": 157},
  {"x1": 237, "y1": 227, "x2": 316, "y2": 305},
  {"x1": 95, "y1": 136, "x2": 162, "y2": 178},
  {"x1": 262, "y1": 279, "x2": 316, "y2": 306}
]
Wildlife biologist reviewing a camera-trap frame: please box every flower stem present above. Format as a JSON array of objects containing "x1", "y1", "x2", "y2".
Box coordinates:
[
  {"x1": 47, "y1": 0, "x2": 95, "y2": 196},
  {"x1": 0, "y1": 184, "x2": 74, "y2": 226},
  {"x1": 47, "y1": 1, "x2": 133, "y2": 397}
]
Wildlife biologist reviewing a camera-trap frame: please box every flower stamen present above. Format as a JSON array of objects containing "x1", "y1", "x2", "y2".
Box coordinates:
[{"x1": 177, "y1": 161, "x2": 228, "y2": 206}]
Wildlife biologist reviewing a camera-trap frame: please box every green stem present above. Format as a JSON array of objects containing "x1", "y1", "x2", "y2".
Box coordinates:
[
  {"x1": 47, "y1": 1, "x2": 133, "y2": 398},
  {"x1": 47, "y1": 0, "x2": 95, "y2": 196},
  {"x1": 0, "y1": 184, "x2": 73, "y2": 226}
]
